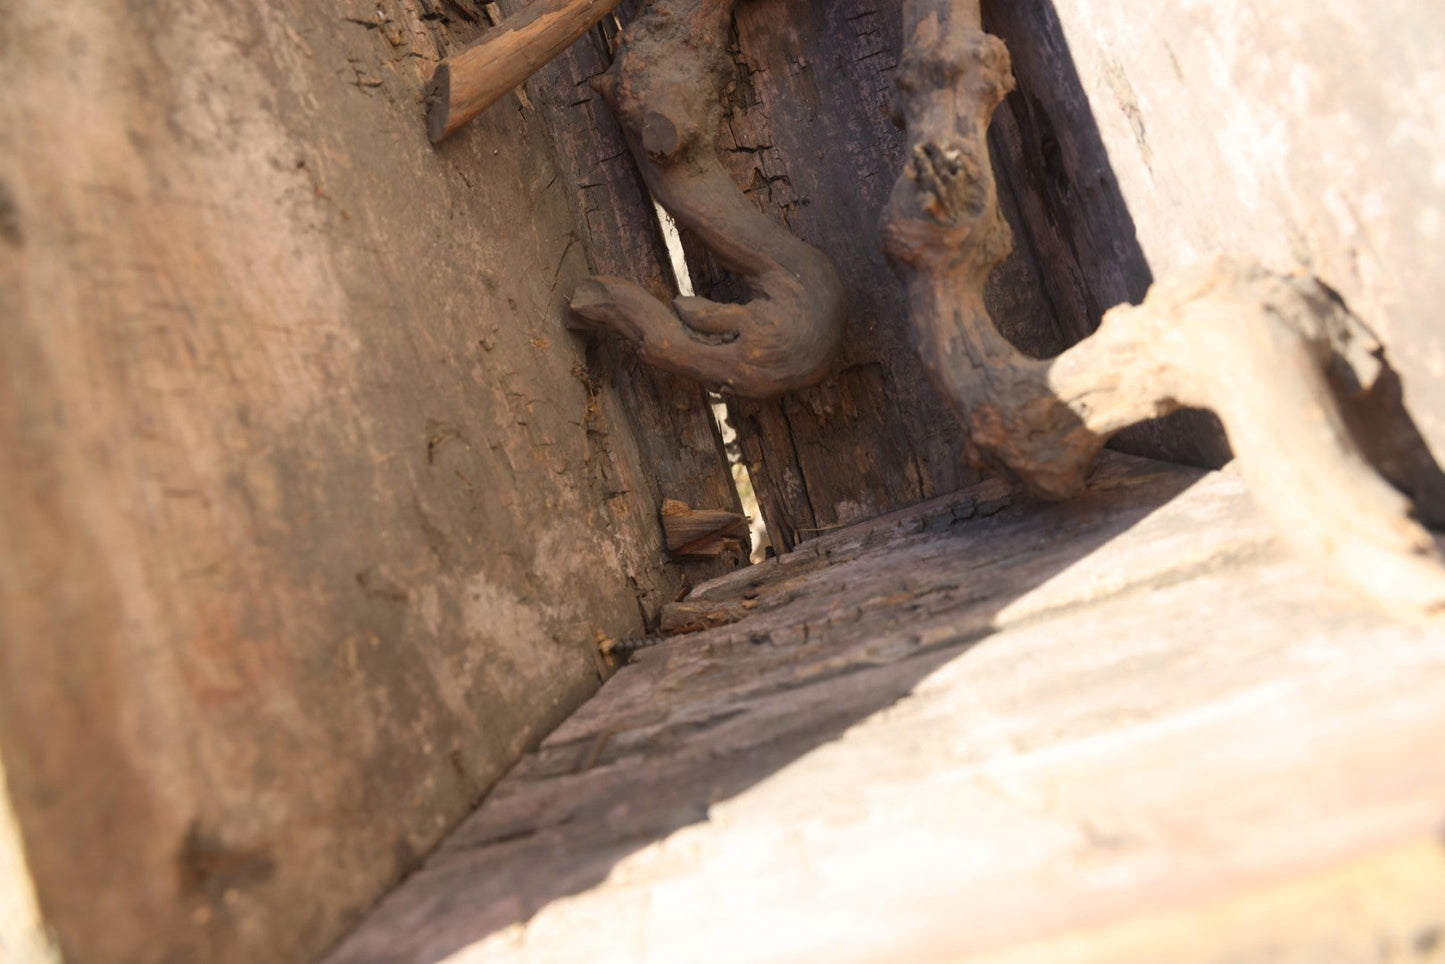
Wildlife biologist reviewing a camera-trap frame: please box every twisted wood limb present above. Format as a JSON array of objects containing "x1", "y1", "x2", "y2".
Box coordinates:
[
  {"x1": 567, "y1": 0, "x2": 847, "y2": 398},
  {"x1": 881, "y1": 0, "x2": 1445, "y2": 618}
]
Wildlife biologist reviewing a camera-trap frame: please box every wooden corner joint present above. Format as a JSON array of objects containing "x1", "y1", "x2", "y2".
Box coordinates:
[
  {"x1": 882, "y1": 0, "x2": 1445, "y2": 619},
  {"x1": 566, "y1": 0, "x2": 847, "y2": 399}
]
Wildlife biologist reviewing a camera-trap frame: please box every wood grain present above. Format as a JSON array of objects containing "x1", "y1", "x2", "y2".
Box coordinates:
[
  {"x1": 985, "y1": 0, "x2": 1445, "y2": 492},
  {"x1": 524, "y1": 7, "x2": 750, "y2": 587},
  {"x1": 880, "y1": 0, "x2": 1445, "y2": 618},
  {"x1": 426, "y1": 0, "x2": 622, "y2": 141},
  {"x1": 568, "y1": 0, "x2": 848, "y2": 398},
  {"x1": 0, "y1": 0, "x2": 720, "y2": 960},
  {"x1": 323, "y1": 453, "x2": 1445, "y2": 964}
]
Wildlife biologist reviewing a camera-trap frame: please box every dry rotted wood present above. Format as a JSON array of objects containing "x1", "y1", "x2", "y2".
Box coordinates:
[
  {"x1": 567, "y1": 0, "x2": 847, "y2": 398},
  {"x1": 880, "y1": 0, "x2": 1445, "y2": 618},
  {"x1": 426, "y1": 0, "x2": 621, "y2": 142}
]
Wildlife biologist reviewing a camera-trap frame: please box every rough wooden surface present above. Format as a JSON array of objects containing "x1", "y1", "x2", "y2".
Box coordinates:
[
  {"x1": 978, "y1": 0, "x2": 1231, "y2": 470},
  {"x1": 523, "y1": 1, "x2": 750, "y2": 584},
  {"x1": 0, "y1": 758, "x2": 58, "y2": 964},
  {"x1": 983, "y1": 0, "x2": 1445, "y2": 511},
  {"x1": 879, "y1": 0, "x2": 1445, "y2": 617},
  {"x1": 324, "y1": 452, "x2": 1445, "y2": 963},
  {"x1": 426, "y1": 0, "x2": 621, "y2": 142},
  {"x1": 0, "y1": 0, "x2": 729, "y2": 961},
  {"x1": 568, "y1": 0, "x2": 847, "y2": 397},
  {"x1": 672, "y1": 0, "x2": 1068, "y2": 551}
]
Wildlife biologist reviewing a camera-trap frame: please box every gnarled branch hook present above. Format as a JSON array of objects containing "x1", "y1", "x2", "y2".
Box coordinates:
[{"x1": 568, "y1": 0, "x2": 847, "y2": 399}]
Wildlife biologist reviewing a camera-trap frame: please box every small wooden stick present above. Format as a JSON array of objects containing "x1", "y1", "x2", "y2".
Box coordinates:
[
  {"x1": 881, "y1": 0, "x2": 1445, "y2": 619},
  {"x1": 425, "y1": 0, "x2": 621, "y2": 143}
]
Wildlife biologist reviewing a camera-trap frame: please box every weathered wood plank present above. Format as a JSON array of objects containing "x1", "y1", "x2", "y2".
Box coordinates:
[
  {"x1": 0, "y1": 1, "x2": 726, "y2": 961},
  {"x1": 323, "y1": 454, "x2": 1445, "y2": 963}
]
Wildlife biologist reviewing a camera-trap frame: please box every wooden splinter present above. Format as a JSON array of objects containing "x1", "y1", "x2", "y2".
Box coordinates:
[
  {"x1": 881, "y1": 0, "x2": 1445, "y2": 618},
  {"x1": 567, "y1": 0, "x2": 847, "y2": 399},
  {"x1": 425, "y1": 0, "x2": 621, "y2": 143}
]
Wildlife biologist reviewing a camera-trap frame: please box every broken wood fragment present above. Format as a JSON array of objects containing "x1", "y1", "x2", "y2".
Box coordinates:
[
  {"x1": 425, "y1": 0, "x2": 621, "y2": 143},
  {"x1": 660, "y1": 498, "x2": 750, "y2": 560},
  {"x1": 881, "y1": 0, "x2": 1445, "y2": 619},
  {"x1": 567, "y1": 0, "x2": 847, "y2": 398}
]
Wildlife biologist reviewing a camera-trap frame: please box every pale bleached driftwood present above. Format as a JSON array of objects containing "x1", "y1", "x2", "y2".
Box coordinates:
[
  {"x1": 568, "y1": 0, "x2": 847, "y2": 398},
  {"x1": 880, "y1": 0, "x2": 1445, "y2": 619}
]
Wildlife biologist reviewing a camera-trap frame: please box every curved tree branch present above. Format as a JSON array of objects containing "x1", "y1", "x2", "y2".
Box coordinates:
[
  {"x1": 881, "y1": 0, "x2": 1445, "y2": 618},
  {"x1": 567, "y1": 0, "x2": 847, "y2": 399}
]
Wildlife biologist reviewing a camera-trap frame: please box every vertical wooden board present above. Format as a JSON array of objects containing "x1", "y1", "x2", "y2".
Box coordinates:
[
  {"x1": 677, "y1": 0, "x2": 1068, "y2": 551},
  {"x1": 523, "y1": 13, "x2": 747, "y2": 585},
  {"x1": 0, "y1": 0, "x2": 716, "y2": 961}
]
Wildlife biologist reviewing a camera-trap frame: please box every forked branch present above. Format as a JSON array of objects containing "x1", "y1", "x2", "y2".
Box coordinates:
[
  {"x1": 881, "y1": 0, "x2": 1445, "y2": 618},
  {"x1": 568, "y1": 0, "x2": 847, "y2": 398}
]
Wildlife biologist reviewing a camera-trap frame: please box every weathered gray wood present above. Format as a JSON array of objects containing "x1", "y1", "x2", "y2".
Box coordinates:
[
  {"x1": 0, "y1": 1, "x2": 726, "y2": 961},
  {"x1": 984, "y1": 0, "x2": 1445, "y2": 508},
  {"x1": 980, "y1": 0, "x2": 1231, "y2": 469},
  {"x1": 323, "y1": 453, "x2": 1445, "y2": 963},
  {"x1": 676, "y1": 0, "x2": 1069, "y2": 551}
]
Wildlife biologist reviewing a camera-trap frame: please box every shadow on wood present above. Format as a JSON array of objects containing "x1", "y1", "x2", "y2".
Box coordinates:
[
  {"x1": 321, "y1": 455, "x2": 1208, "y2": 963},
  {"x1": 319, "y1": 3, "x2": 1445, "y2": 960},
  {"x1": 879, "y1": 0, "x2": 1445, "y2": 619}
]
